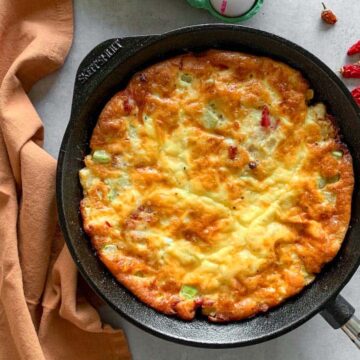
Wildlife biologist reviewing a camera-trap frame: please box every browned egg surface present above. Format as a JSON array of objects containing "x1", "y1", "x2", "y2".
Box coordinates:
[{"x1": 79, "y1": 50, "x2": 353, "y2": 322}]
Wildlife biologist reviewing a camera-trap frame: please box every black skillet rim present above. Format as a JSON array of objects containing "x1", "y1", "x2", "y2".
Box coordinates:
[{"x1": 56, "y1": 24, "x2": 360, "y2": 348}]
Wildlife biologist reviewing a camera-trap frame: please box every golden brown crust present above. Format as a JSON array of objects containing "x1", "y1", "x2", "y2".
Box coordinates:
[{"x1": 79, "y1": 50, "x2": 354, "y2": 322}]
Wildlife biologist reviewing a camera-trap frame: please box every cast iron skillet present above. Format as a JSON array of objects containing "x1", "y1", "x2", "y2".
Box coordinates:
[{"x1": 57, "y1": 25, "x2": 360, "y2": 348}]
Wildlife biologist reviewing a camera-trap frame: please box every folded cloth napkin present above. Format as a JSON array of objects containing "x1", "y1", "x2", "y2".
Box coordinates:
[{"x1": 0, "y1": 0, "x2": 130, "y2": 359}]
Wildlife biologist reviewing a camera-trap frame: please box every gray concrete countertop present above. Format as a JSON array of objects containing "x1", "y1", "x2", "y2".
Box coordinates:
[{"x1": 30, "y1": 1, "x2": 360, "y2": 359}]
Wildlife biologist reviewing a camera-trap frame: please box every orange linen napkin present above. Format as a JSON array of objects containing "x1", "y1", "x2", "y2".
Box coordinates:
[{"x1": 0, "y1": 1, "x2": 130, "y2": 359}]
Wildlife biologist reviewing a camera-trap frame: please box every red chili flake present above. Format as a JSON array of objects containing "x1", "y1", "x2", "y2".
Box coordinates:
[
  {"x1": 321, "y1": 3, "x2": 337, "y2": 25},
  {"x1": 123, "y1": 97, "x2": 133, "y2": 114},
  {"x1": 105, "y1": 221, "x2": 112, "y2": 227},
  {"x1": 351, "y1": 87, "x2": 360, "y2": 105},
  {"x1": 228, "y1": 145, "x2": 238, "y2": 160},
  {"x1": 341, "y1": 63, "x2": 360, "y2": 78},
  {"x1": 347, "y1": 40, "x2": 360, "y2": 56},
  {"x1": 261, "y1": 105, "x2": 271, "y2": 128}
]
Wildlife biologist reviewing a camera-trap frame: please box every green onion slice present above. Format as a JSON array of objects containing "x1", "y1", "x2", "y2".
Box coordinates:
[
  {"x1": 102, "y1": 244, "x2": 117, "y2": 253},
  {"x1": 107, "y1": 188, "x2": 118, "y2": 201},
  {"x1": 203, "y1": 107, "x2": 219, "y2": 129},
  {"x1": 180, "y1": 285, "x2": 198, "y2": 300},
  {"x1": 332, "y1": 150, "x2": 343, "y2": 159},
  {"x1": 180, "y1": 73, "x2": 192, "y2": 83},
  {"x1": 93, "y1": 150, "x2": 111, "y2": 163}
]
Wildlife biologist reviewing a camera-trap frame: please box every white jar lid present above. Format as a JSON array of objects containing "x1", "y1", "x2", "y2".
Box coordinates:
[{"x1": 210, "y1": 0, "x2": 256, "y2": 17}]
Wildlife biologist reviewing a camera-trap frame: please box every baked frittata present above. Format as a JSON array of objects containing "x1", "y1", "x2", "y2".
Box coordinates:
[{"x1": 79, "y1": 50, "x2": 354, "y2": 322}]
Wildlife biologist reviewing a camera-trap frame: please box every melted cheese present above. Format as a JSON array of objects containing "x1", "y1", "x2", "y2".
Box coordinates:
[{"x1": 80, "y1": 50, "x2": 354, "y2": 322}]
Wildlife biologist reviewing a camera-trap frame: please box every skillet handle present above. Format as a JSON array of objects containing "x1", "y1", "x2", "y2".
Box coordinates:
[{"x1": 321, "y1": 294, "x2": 360, "y2": 349}]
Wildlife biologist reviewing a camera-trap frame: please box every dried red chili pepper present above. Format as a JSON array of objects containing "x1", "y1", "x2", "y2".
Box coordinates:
[
  {"x1": 321, "y1": 3, "x2": 337, "y2": 25},
  {"x1": 351, "y1": 87, "x2": 360, "y2": 105},
  {"x1": 261, "y1": 105, "x2": 271, "y2": 128},
  {"x1": 347, "y1": 40, "x2": 360, "y2": 56},
  {"x1": 341, "y1": 63, "x2": 360, "y2": 78},
  {"x1": 228, "y1": 145, "x2": 238, "y2": 160}
]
